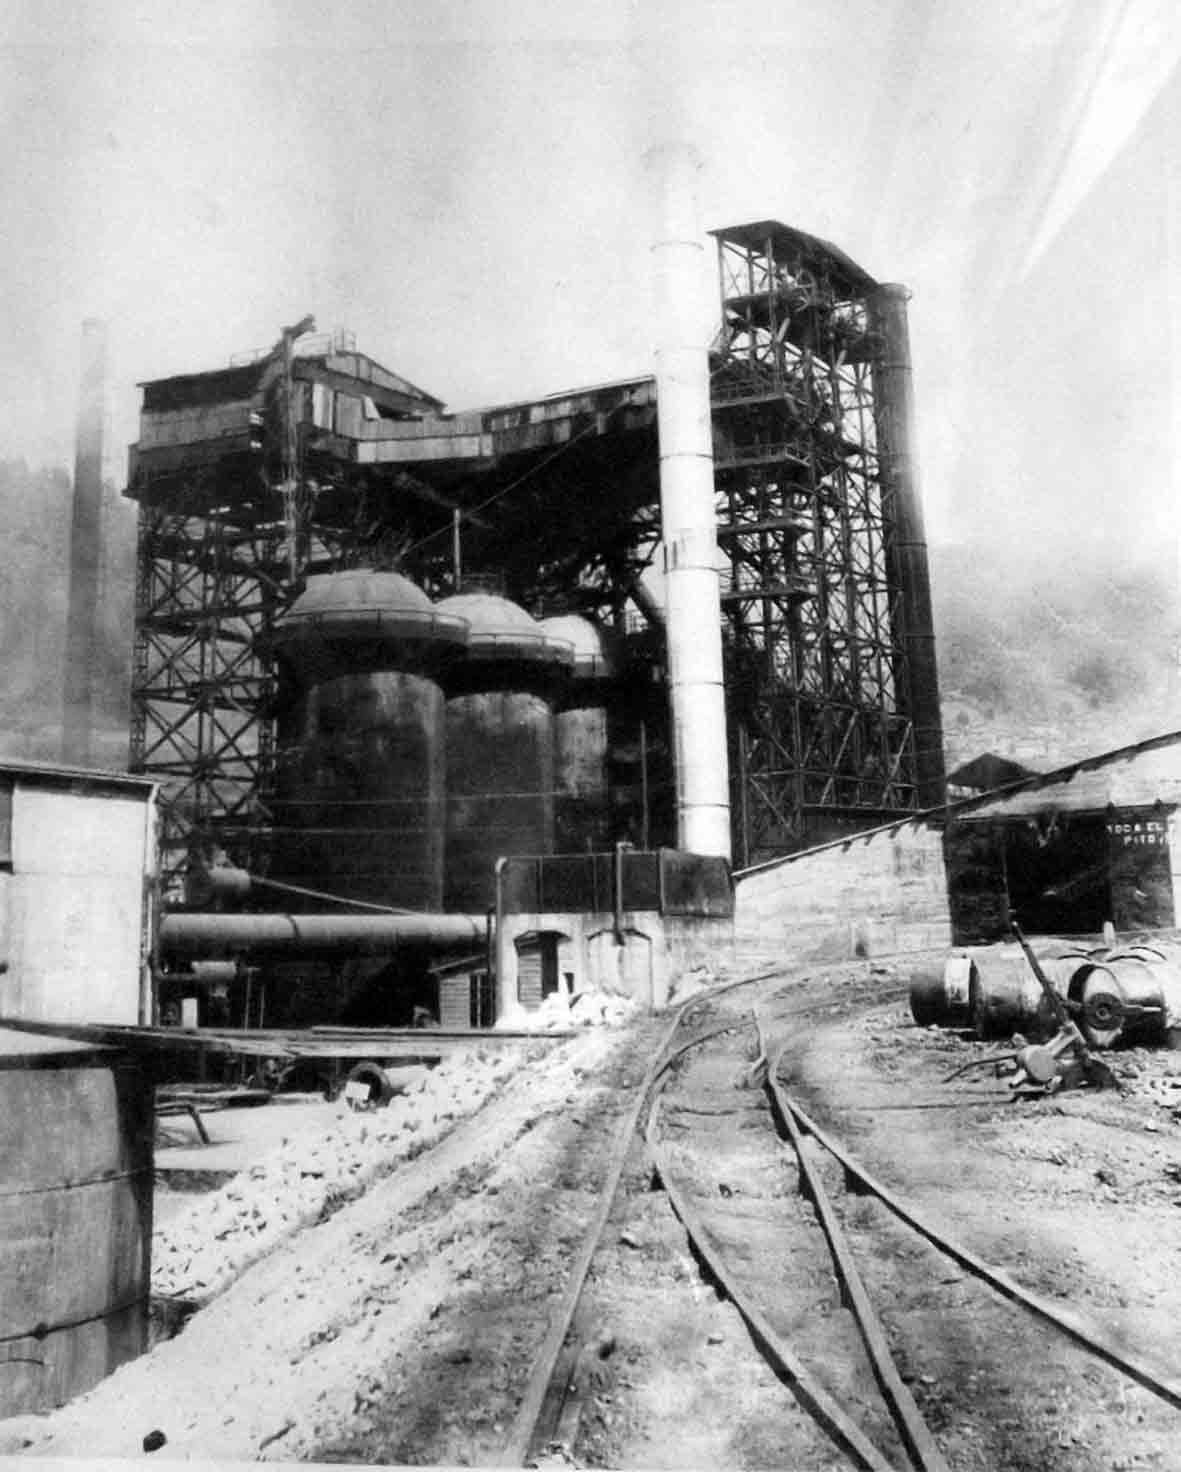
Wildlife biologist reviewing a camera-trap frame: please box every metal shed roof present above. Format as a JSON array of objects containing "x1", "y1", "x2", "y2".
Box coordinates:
[
  {"x1": 0, "y1": 757, "x2": 157, "y2": 795},
  {"x1": 955, "y1": 730, "x2": 1181, "y2": 821}
]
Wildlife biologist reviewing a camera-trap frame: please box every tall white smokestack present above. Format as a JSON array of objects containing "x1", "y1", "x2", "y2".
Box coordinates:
[
  {"x1": 646, "y1": 143, "x2": 731, "y2": 859},
  {"x1": 62, "y1": 317, "x2": 107, "y2": 767}
]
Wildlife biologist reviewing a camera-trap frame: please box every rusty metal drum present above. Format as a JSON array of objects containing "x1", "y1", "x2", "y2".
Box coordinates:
[
  {"x1": 966, "y1": 942, "x2": 1103, "y2": 1040},
  {"x1": 0, "y1": 1028, "x2": 153, "y2": 1415}
]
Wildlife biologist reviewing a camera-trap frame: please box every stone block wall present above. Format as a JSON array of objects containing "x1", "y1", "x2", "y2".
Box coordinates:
[{"x1": 733, "y1": 818, "x2": 952, "y2": 965}]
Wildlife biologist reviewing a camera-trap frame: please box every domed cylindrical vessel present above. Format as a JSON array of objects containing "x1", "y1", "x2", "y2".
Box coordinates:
[
  {"x1": 270, "y1": 571, "x2": 469, "y2": 910},
  {"x1": 539, "y1": 614, "x2": 614, "y2": 854},
  {"x1": 0, "y1": 1030, "x2": 153, "y2": 1416},
  {"x1": 436, "y1": 593, "x2": 573, "y2": 912}
]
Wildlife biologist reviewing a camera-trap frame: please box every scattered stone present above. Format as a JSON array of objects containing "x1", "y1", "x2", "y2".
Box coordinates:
[
  {"x1": 142, "y1": 1430, "x2": 167, "y2": 1453},
  {"x1": 151, "y1": 1050, "x2": 529, "y2": 1303},
  {"x1": 707, "y1": 1331, "x2": 725, "y2": 1345},
  {"x1": 258, "y1": 1421, "x2": 294, "y2": 1451},
  {"x1": 619, "y1": 1229, "x2": 643, "y2": 1249}
]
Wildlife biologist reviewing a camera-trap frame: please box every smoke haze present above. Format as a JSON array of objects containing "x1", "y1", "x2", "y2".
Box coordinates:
[{"x1": 0, "y1": 1, "x2": 1177, "y2": 769}]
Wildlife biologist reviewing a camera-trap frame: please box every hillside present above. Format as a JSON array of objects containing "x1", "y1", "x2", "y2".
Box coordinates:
[
  {"x1": 931, "y1": 541, "x2": 1177, "y2": 776},
  {"x1": 0, "y1": 463, "x2": 1170, "y2": 786}
]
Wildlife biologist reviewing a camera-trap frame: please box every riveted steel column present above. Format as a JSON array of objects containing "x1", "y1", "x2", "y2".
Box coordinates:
[
  {"x1": 646, "y1": 143, "x2": 731, "y2": 858},
  {"x1": 868, "y1": 284, "x2": 946, "y2": 809}
]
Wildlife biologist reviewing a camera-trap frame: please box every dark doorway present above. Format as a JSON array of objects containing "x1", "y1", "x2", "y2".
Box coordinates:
[{"x1": 1003, "y1": 814, "x2": 1111, "y2": 936}]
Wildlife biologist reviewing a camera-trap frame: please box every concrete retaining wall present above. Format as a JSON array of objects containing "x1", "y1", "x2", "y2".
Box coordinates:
[{"x1": 734, "y1": 817, "x2": 952, "y2": 965}]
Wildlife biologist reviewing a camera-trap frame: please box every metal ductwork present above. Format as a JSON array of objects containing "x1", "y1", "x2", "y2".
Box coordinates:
[
  {"x1": 159, "y1": 912, "x2": 487, "y2": 958},
  {"x1": 646, "y1": 142, "x2": 731, "y2": 859},
  {"x1": 62, "y1": 318, "x2": 107, "y2": 767}
]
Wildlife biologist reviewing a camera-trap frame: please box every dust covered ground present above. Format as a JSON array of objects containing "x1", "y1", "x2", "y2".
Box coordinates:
[{"x1": 2, "y1": 963, "x2": 1180, "y2": 1468}]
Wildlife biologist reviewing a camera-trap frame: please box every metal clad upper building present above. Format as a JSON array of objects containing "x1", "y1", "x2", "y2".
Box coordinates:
[
  {"x1": 0, "y1": 761, "x2": 157, "y2": 1024},
  {"x1": 125, "y1": 224, "x2": 945, "y2": 891}
]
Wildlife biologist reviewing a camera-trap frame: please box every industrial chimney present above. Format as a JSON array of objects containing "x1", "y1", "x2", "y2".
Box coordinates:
[
  {"x1": 867, "y1": 286, "x2": 947, "y2": 809},
  {"x1": 62, "y1": 318, "x2": 107, "y2": 768},
  {"x1": 646, "y1": 143, "x2": 731, "y2": 859}
]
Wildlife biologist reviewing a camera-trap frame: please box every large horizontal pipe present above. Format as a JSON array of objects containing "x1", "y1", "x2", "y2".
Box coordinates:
[{"x1": 160, "y1": 912, "x2": 487, "y2": 958}]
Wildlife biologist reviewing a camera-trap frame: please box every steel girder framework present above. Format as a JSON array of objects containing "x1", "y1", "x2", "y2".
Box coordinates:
[
  {"x1": 711, "y1": 224, "x2": 941, "y2": 865},
  {"x1": 130, "y1": 493, "x2": 291, "y2": 891},
  {"x1": 129, "y1": 385, "x2": 665, "y2": 891}
]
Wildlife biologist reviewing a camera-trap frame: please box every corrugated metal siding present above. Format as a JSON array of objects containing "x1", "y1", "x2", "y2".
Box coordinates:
[
  {"x1": 1, "y1": 785, "x2": 151, "y2": 1024},
  {"x1": 311, "y1": 383, "x2": 333, "y2": 429},
  {"x1": 333, "y1": 393, "x2": 363, "y2": 439},
  {"x1": 357, "y1": 435, "x2": 493, "y2": 464},
  {"x1": 438, "y1": 975, "x2": 471, "y2": 1029},
  {"x1": 138, "y1": 400, "x2": 258, "y2": 449},
  {"x1": 516, "y1": 947, "x2": 543, "y2": 1011}
]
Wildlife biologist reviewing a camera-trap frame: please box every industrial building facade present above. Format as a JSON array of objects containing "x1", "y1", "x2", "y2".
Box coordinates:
[
  {"x1": 733, "y1": 731, "x2": 1181, "y2": 965},
  {"x1": 125, "y1": 220, "x2": 945, "y2": 894},
  {"x1": 943, "y1": 734, "x2": 1181, "y2": 943}
]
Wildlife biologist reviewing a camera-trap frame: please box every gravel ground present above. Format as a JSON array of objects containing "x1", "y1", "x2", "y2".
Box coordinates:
[
  {"x1": 4, "y1": 962, "x2": 1181, "y2": 1468},
  {"x1": 0, "y1": 1017, "x2": 653, "y2": 1463},
  {"x1": 153, "y1": 1052, "x2": 519, "y2": 1304}
]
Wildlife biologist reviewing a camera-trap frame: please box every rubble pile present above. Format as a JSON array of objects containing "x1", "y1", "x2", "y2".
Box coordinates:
[
  {"x1": 570, "y1": 992, "x2": 640, "y2": 1027},
  {"x1": 504, "y1": 989, "x2": 640, "y2": 1032},
  {"x1": 153, "y1": 1047, "x2": 528, "y2": 1303}
]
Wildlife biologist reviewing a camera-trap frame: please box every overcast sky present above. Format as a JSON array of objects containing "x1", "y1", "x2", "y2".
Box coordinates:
[{"x1": 2, "y1": 0, "x2": 1178, "y2": 569}]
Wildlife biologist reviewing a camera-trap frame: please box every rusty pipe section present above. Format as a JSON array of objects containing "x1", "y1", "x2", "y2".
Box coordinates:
[
  {"x1": 646, "y1": 142, "x2": 731, "y2": 860},
  {"x1": 159, "y1": 912, "x2": 486, "y2": 958}
]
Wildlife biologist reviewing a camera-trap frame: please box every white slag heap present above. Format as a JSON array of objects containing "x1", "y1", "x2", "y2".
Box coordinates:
[
  {"x1": 153, "y1": 1048, "x2": 525, "y2": 1304},
  {"x1": 502, "y1": 989, "x2": 640, "y2": 1032}
]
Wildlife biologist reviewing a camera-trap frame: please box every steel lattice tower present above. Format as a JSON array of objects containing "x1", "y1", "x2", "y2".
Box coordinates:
[
  {"x1": 126, "y1": 325, "x2": 444, "y2": 890},
  {"x1": 127, "y1": 224, "x2": 945, "y2": 886},
  {"x1": 710, "y1": 223, "x2": 945, "y2": 865}
]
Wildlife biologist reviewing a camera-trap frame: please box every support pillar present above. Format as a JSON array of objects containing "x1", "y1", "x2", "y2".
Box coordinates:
[{"x1": 647, "y1": 142, "x2": 731, "y2": 859}]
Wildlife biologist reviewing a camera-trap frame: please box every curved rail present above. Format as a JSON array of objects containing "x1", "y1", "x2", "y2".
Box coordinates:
[
  {"x1": 645, "y1": 1072, "x2": 902, "y2": 1472},
  {"x1": 767, "y1": 1043, "x2": 1181, "y2": 1414},
  {"x1": 757, "y1": 1017, "x2": 948, "y2": 1471},
  {"x1": 497, "y1": 962, "x2": 954, "y2": 1468},
  {"x1": 497, "y1": 967, "x2": 789, "y2": 1467}
]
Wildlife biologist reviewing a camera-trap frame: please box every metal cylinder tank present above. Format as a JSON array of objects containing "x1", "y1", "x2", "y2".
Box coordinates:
[
  {"x1": 539, "y1": 614, "x2": 614, "y2": 853},
  {"x1": 270, "y1": 570, "x2": 469, "y2": 910},
  {"x1": 965, "y1": 942, "x2": 1108, "y2": 1041},
  {"x1": 436, "y1": 593, "x2": 574, "y2": 912},
  {"x1": 1075, "y1": 944, "x2": 1181, "y2": 1049},
  {"x1": 0, "y1": 1029, "x2": 153, "y2": 1416}
]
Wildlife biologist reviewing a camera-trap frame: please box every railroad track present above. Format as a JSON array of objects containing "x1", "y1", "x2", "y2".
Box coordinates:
[{"x1": 500, "y1": 975, "x2": 1181, "y2": 1470}]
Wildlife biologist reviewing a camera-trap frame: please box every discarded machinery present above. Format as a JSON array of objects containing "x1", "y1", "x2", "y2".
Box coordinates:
[{"x1": 943, "y1": 924, "x2": 1117, "y2": 1095}]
